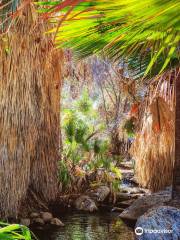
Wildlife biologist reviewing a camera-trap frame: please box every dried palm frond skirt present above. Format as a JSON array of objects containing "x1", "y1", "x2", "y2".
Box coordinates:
[
  {"x1": 131, "y1": 76, "x2": 175, "y2": 192},
  {"x1": 0, "y1": 5, "x2": 62, "y2": 217}
]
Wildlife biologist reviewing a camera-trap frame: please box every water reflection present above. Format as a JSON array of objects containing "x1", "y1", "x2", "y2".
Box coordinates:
[{"x1": 35, "y1": 211, "x2": 134, "y2": 240}]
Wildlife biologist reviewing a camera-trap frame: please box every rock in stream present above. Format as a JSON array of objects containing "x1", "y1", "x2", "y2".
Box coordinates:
[
  {"x1": 75, "y1": 195, "x2": 98, "y2": 212},
  {"x1": 135, "y1": 206, "x2": 180, "y2": 240},
  {"x1": 119, "y1": 188, "x2": 171, "y2": 221}
]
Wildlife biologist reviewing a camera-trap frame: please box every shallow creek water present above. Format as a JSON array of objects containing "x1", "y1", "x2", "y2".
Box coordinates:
[{"x1": 34, "y1": 211, "x2": 134, "y2": 240}]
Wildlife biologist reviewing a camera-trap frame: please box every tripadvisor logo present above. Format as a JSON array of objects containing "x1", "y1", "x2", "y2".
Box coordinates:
[
  {"x1": 135, "y1": 227, "x2": 173, "y2": 235},
  {"x1": 135, "y1": 227, "x2": 144, "y2": 236}
]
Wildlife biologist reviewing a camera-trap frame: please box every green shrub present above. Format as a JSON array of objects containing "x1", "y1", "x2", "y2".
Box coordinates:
[
  {"x1": 60, "y1": 90, "x2": 121, "y2": 191},
  {"x1": 0, "y1": 222, "x2": 36, "y2": 240}
]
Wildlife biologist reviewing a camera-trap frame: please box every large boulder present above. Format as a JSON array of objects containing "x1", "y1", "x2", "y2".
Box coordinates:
[
  {"x1": 87, "y1": 186, "x2": 110, "y2": 202},
  {"x1": 95, "y1": 186, "x2": 110, "y2": 202},
  {"x1": 75, "y1": 195, "x2": 98, "y2": 212},
  {"x1": 119, "y1": 189, "x2": 171, "y2": 221},
  {"x1": 135, "y1": 206, "x2": 180, "y2": 240}
]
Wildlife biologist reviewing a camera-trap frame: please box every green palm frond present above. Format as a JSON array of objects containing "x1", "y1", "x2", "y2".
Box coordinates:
[
  {"x1": 40, "y1": 0, "x2": 180, "y2": 78},
  {"x1": 0, "y1": 222, "x2": 35, "y2": 239}
]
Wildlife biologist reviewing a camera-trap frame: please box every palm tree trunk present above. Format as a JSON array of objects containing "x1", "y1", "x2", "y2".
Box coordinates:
[
  {"x1": 173, "y1": 70, "x2": 180, "y2": 199},
  {"x1": 0, "y1": 5, "x2": 62, "y2": 217}
]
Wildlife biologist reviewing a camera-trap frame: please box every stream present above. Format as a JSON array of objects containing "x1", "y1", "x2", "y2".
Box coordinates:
[{"x1": 34, "y1": 211, "x2": 134, "y2": 240}]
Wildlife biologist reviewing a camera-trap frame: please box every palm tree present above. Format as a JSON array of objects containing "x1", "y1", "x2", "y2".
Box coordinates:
[
  {"x1": 42, "y1": 0, "x2": 180, "y2": 197},
  {"x1": 0, "y1": 2, "x2": 62, "y2": 217}
]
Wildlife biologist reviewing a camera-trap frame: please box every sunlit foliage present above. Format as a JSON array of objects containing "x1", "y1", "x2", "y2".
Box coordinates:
[{"x1": 39, "y1": 0, "x2": 180, "y2": 78}]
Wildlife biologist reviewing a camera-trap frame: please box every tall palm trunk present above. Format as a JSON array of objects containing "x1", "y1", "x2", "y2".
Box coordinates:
[
  {"x1": 0, "y1": 5, "x2": 61, "y2": 217},
  {"x1": 173, "y1": 70, "x2": 180, "y2": 198}
]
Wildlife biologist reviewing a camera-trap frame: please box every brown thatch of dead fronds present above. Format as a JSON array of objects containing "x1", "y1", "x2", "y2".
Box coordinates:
[
  {"x1": 0, "y1": 5, "x2": 62, "y2": 218},
  {"x1": 131, "y1": 72, "x2": 176, "y2": 192}
]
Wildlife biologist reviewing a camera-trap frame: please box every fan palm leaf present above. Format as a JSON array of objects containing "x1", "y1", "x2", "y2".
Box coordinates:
[
  {"x1": 0, "y1": 222, "x2": 36, "y2": 240},
  {"x1": 40, "y1": 0, "x2": 180, "y2": 77}
]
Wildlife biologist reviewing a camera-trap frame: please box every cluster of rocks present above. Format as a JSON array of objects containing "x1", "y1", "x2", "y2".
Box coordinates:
[
  {"x1": 119, "y1": 188, "x2": 171, "y2": 221},
  {"x1": 74, "y1": 186, "x2": 112, "y2": 212},
  {"x1": 16, "y1": 159, "x2": 180, "y2": 240},
  {"x1": 74, "y1": 185, "x2": 148, "y2": 213},
  {"x1": 118, "y1": 187, "x2": 180, "y2": 240},
  {"x1": 20, "y1": 211, "x2": 64, "y2": 228},
  {"x1": 73, "y1": 184, "x2": 180, "y2": 240},
  {"x1": 20, "y1": 160, "x2": 178, "y2": 240},
  {"x1": 62, "y1": 162, "x2": 146, "y2": 213}
]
